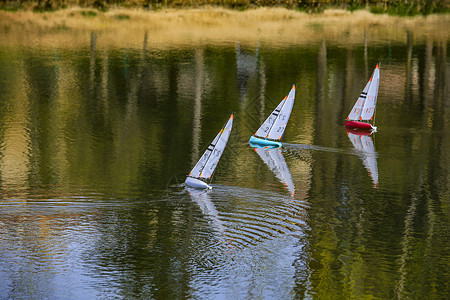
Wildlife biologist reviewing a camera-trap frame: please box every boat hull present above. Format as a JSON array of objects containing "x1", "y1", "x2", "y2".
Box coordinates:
[
  {"x1": 345, "y1": 120, "x2": 376, "y2": 131},
  {"x1": 345, "y1": 127, "x2": 373, "y2": 136},
  {"x1": 249, "y1": 135, "x2": 282, "y2": 148},
  {"x1": 185, "y1": 177, "x2": 212, "y2": 189}
]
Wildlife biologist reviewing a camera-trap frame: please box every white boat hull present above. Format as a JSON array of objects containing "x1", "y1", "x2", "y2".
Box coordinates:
[{"x1": 185, "y1": 177, "x2": 212, "y2": 189}]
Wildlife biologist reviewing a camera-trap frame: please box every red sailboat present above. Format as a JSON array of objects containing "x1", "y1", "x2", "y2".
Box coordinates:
[{"x1": 345, "y1": 64, "x2": 380, "y2": 131}]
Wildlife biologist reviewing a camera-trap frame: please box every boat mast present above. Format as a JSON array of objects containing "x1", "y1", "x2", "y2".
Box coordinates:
[{"x1": 372, "y1": 62, "x2": 380, "y2": 127}]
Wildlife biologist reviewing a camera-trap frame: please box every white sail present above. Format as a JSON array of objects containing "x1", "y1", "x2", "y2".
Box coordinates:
[
  {"x1": 254, "y1": 99, "x2": 285, "y2": 138},
  {"x1": 189, "y1": 114, "x2": 233, "y2": 179},
  {"x1": 360, "y1": 65, "x2": 380, "y2": 121},
  {"x1": 189, "y1": 130, "x2": 222, "y2": 178},
  {"x1": 347, "y1": 132, "x2": 378, "y2": 187},
  {"x1": 199, "y1": 114, "x2": 234, "y2": 179},
  {"x1": 267, "y1": 85, "x2": 296, "y2": 140},
  {"x1": 254, "y1": 85, "x2": 296, "y2": 141},
  {"x1": 254, "y1": 146, "x2": 295, "y2": 196},
  {"x1": 347, "y1": 79, "x2": 371, "y2": 120}
]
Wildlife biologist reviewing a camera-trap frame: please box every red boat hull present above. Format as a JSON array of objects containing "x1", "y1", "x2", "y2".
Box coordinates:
[
  {"x1": 345, "y1": 127, "x2": 373, "y2": 136},
  {"x1": 345, "y1": 120, "x2": 374, "y2": 130}
]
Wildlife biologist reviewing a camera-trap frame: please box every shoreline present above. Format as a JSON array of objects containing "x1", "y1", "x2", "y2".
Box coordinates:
[{"x1": 1, "y1": 7, "x2": 449, "y2": 49}]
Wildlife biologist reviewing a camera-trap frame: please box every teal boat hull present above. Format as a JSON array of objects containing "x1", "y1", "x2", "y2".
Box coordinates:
[{"x1": 249, "y1": 136, "x2": 282, "y2": 149}]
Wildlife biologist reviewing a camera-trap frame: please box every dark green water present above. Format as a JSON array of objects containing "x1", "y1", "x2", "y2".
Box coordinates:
[{"x1": 0, "y1": 33, "x2": 449, "y2": 299}]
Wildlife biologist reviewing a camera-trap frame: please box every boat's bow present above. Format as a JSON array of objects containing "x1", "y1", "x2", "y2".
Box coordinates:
[
  {"x1": 249, "y1": 135, "x2": 282, "y2": 148},
  {"x1": 185, "y1": 176, "x2": 212, "y2": 189}
]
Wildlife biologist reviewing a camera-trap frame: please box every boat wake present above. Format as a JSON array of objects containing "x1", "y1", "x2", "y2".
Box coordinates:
[
  {"x1": 283, "y1": 142, "x2": 378, "y2": 157},
  {"x1": 283, "y1": 143, "x2": 348, "y2": 155}
]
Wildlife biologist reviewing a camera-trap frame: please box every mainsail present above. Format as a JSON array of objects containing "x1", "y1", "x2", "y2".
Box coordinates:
[
  {"x1": 189, "y1": 113, "x2": 233, "y2": 179},
  {"x1": 360, "y1": 65, "x2": 380, "y2": 120},
  {"x1": 347, "y1": 80, "x2": 371, "y2": 120},
  {"x1": 254, "y1": 85, "x2": 296, "y2": 141},
  {"x1": 347, "y1": 64, "x2": 380, "y2": 121}
]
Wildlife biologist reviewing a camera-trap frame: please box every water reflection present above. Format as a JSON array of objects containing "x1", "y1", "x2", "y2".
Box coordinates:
[
  {"x1": 236, "y1": 42, "x2": 259, "y2": 102},
  {"x1": 346, "y1": 130, "x2": 378, "y2": 188},
  {"x1": 191, "y1": 48, "x2": 205, "y2": 167},
  {"x1": 187, "y1": 188, "x2": 225, "y2": 236},
  {"x1": 0, "y1": 30, "x2": 448, "y2": 299},
  {"x1": 250, "y1": 145, "x2": 295, "y2": 196}
]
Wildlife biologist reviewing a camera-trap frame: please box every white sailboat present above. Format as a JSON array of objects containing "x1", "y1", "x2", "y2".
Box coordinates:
[
  {"x1": 347, "y1": 130, "x2": 379, "y2": 188},
  {"x1": 185, "y1": 113, "x2": 234, "y2": 189},
  {"x1": 345, "y1": 64, "x2": 380, "y2": 131},
  {"x1": 252, "y1": 146, "x2": 295, "y2": 196},
  {"x1": 249, "y1": 85, "x2": 296, "y2": 148}
]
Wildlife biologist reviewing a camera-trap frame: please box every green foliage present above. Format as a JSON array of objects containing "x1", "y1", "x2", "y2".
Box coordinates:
[
  {"x1": 369, "y1": 5, "x2": 385, "y2": 15},
  {"x1": 0, "y1": 2, "x2": 23, "y2": 11},
  {"x1": 347, "y1": 1, "x2": 365, "y2": 13},
  {"x1": 369, "y1": 0, "x2": 450, "y2": 16},
  {"x1": 308, "y1": 22, "x2": 324, "y2": 33},
  {"x1": 93, "y1": 0, "x2": 108, "y2": 11},
  {"x1": 115, "y1": 13, "x2": 130, "y2": 20},
  {"x1": 80, "y1": 9, "x2": 97, "y2": 17}
]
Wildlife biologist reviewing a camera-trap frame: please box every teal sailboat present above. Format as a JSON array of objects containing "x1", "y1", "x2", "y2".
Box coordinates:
[{"x1": 249, "y1": 85, "x2": 296, "y2": 148}]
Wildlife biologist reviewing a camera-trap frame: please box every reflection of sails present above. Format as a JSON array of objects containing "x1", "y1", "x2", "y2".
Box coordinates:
[
  {"x1": 191, "y1": 48, "x2": 205, "y2": 167},
  {"x1": 347, "y1": 131, "x2": 379, "y2": 187},
  {"x1": 236, "y1": 42, "x2": 258, "y2": 101},
  {"x1": 253, "y1": 147, "x2": 295, "y2": 196},
  {"x1": 188, "y1": 189, "x2": 225, "y2": 235}
]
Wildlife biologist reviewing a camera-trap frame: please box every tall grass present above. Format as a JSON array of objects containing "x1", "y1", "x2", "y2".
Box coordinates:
[{"x1": 0, "y1": 7, "x2": 448, "y2": 50}]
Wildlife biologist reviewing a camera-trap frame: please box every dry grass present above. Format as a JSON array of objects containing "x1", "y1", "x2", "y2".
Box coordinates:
[{"x1": 0, "y1": 7, "x2": 449, "y2": 49}]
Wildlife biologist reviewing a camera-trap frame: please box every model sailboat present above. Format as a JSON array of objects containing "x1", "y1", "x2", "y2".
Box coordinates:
[
  {"x1": 345, "y1": 64, "x2": 380, "y2": 131},
  {"x1": 249, "y1": 85, "x2": 296, "y2": 148},
  {"x1": 185, "y1": 113, "x2": 234, "y2": 189}
]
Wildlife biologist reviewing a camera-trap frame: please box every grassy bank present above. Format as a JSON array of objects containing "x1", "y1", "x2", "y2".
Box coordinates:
[
  {"x1": 0, "y1": 7, "x2": 449, "y2": 49},
  {"x1": 1, "y1": 0, "x2": 450, "y2": 16}
]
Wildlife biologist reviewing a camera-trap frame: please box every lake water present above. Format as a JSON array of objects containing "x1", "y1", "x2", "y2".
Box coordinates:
[{"x1": 0, "y1": 27, "x2": 449, "y2": 299}]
